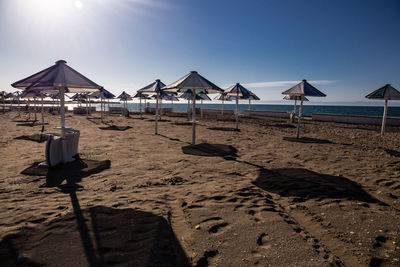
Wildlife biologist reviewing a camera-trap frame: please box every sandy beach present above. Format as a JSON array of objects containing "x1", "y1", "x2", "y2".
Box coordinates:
[{"x1": 0, "y1": 111, "x2": 399, "y2": 266}]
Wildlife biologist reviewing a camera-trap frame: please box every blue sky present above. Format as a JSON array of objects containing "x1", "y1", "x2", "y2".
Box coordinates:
[{"x1": 0, "y1": 0, "x2": 399, "y2": 104}]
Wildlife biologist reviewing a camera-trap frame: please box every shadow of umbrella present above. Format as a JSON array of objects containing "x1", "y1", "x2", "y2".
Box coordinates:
[
  {"x1": 0, "y1": 204, "x2": 191, "y2": 267},
  {"x1": 20, "y1": 156, "x2": 111, "y2": 187},
  {"x1": 282, "y1": 136, "x2": 333, "y2": 144},
  {"x1": 182, "y1": 143, "x2": 238, "y2": 159},
  {"x1": 253, "y1": 168, "x2": 385, "y2": 204}
]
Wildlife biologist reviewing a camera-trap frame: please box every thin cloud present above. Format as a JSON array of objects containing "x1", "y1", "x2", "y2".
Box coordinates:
[{"x1": 243, "y1": 80, "x2": 335, "y2": 88}]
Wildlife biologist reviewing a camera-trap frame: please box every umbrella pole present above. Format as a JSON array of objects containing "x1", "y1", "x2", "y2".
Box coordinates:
[
  {"x1": 86, "y1": 97, "x2": 89, "y2": 117},
  {"x1": 192, "y1": 91, "x2": 196, "y2": 145},
  {"x1": 101, "y1": 97, "x2": 104, "y2": 122},
  {"x1": 381, "y1": 99, "x2": 388, "y2": 135},
  {"x1": 2, "y1": 96, "x2": 4, "y2": 113},
  {"x1": 17, "y1": 96, "x2": 20, "y2": 116},
  {"x1": 27, "y1": 99, "x2": 30, "y2": 120},
  {"x1": 296, "y1": 98, "x2": 304, "y2": 139},
  {"x1": 221, "y1": 99, "x2": 224, "y2": 115},
  {"x1": 187, "y1": 99, "x2": 190, "y2": 121},
  {"x1": 235, "y1": 91, "x2": 239, "y2": 130},
  {"x1": 155, "y1": 92, "x2": 159, "y2": 134},
  {"x1": 60, "y1": 87, "x2": 68, "y2": 163},
  {"x1": 140, "y1": 97, "x2": 142, "y2": 119},
  {"x1": 201, "y1": 99, "x2": 203, "y2": 119},
  {"x1": 34, "y1": 98, "x2": 37, "y2": 121},
  {"x1": 294, "y1": 99, "x2": 297, "y2": 115},
  {"x1": 41, "y1": 96, "x2": 45, "y2": 133},
  {"x1": 248, "y1": 99, "x2": 251, "y2": 110}
]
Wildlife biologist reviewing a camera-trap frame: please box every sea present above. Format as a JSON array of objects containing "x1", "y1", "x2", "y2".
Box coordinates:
[{"x1": 65, "y1": 102, "x2": 400, "y2": 118}]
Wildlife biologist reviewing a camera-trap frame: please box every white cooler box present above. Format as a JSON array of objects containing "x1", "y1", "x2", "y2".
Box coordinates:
[{"x1": 45, "y1": 129, "x2": 80, "y2": 167}]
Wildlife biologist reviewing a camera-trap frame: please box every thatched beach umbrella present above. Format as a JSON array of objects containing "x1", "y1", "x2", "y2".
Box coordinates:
[
  {"x1": 163, "y1": 71, "x2": 223, "y2": 145},
  {"x1": 11, "y1": 60, "x2": 102, "y2": 163},
  {"x1": 224, "y1": 83, "x2": 258, "y2": 130},
  {"x1": 365, "y1": 84, "x2": 400, "y2": 135},
  {"x1": 137, "y1": 79, "x2": 166, "y2": 134},
  {"x1": 282, "y1": 79, "x2": 326, "y2": 138}
]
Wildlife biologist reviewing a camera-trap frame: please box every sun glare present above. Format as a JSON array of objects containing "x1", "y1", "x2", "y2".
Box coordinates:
[{"x1": 75, "y1": 0, "x2": 83, "y2": 9}]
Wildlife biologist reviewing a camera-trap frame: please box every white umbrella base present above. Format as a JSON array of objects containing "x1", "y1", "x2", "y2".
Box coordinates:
[{"x1": 44, "y1": 129, "x2": 80, "y2": 167}]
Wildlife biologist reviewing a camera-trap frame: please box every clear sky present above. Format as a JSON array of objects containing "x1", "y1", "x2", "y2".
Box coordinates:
[{"x1": 0, "y1": 0, "x2": 399, "y2": 104}]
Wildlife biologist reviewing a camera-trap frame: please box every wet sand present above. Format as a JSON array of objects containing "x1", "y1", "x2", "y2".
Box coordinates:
[{"x1": 0, "y1": 111, "x2": 399, "y2": 266}]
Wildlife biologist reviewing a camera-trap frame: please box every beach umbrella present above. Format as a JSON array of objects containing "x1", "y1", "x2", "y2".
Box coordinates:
[
  {"x1": 117, "y1": 91, "x2": 132, "y2": 112},
  {"x1": 133, "y1": 92, "x2": 150, "y2": 119},
  {"x1": 93, "y1": 88, "x2": 115, "y2": 117},
  {"x1": 365, "y1": 84, "x2": 400, "y2": 135},
  {"x1": 137, "y1": 79, "x2": 166, "y2": 134},
  {"x1": 282, "y1": 79, "x2": 326, "y2": 138},
  {"x1": 163, "y1": 71, "x2": 223, "y2": 145},
  {"x1": 214, "y1": 92, "x2": 231, "y2": 115},
  {"x1": 12, "y1": 60, "x2": 102, "y2": 163},
  {"x1": 13, "y1": 91, "x2": 22, "y2": 115},
  {"x1": 179, "y1": 91, "x2": 210, "y2": 119},
  {"x1": 20, "y1": 89, "x2": 47, "y2": 131},
  {"x1": 283, "y1": 95, "x2": 309, "y2": 115},
  {"x1": 91, "y1": 88, "x2": 114, "y2": 121},
  {"x1": 224, "y1": 83, "x2": 258, "y2": 130}
]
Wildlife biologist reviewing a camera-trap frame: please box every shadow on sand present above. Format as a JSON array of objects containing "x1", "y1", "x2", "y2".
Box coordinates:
[
  {"x1": 207, "y1": 127, "x2": 240, "y2": 132},
  {"x1": 0, "y1": 201, "x2": 190, "y2": 266},
  {"x1": 99, "y1": 125, "x2": 132, "y2": 131},
  {"x1": 253, "y1": 168, "x2": 384, "y2": 204},
  {"x1": 283, "y1": 136, "x2": 333, "y2": 144},
  {"x1": 20, "y1": 156, "x2": 111, "y2": 187},
  {"x1": 14, "y1": 133, "x2": 46, "y2": 143},
  {"x1": 182, "y1": 143, "x2": 238, "y2": 159}
]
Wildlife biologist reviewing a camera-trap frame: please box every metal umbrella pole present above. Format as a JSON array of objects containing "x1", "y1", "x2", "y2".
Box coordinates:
[
  {"x1": 155, "y1": 92, "x2": 159, "y2": 134},
  {"x1": 192, "y1": 90, "x2": 197, "y2": 145},
  {"x1": 381, "y1": 99, "x2": 388, "y2": 135},
  {"x1": 41, "y1": 96, "x2": 45, "y2": 133},
  {"x1": 296, "y1": 98, "x2": 304, "y2": 139},
  {"x1": 235, "y1": 91, "x2": 239, "y2": 130}
]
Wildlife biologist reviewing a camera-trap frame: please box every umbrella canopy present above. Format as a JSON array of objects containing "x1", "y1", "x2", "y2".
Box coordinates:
[
  {"x1": 12, "y1": 60, "x2": 101, "y2": 93},
  {"x1": 225, "y1": 83, "x2": 252, "y2": 98},
  {"x1": 133, "y1": 92, "x2": 151, "y2": 99},
  {"x1": 282, "y1": 79, "x2": 326, "y2": 97},
  {"x1": 117, "y1": 91, "x2": 132, "y2": 101},
  {"x1": 163, "y1": 71, "x2": 223, "y2": 145},
  {"x1": 162, "y1": 71, "x2": 223, "y2": 94},
  {"x1": 179, "y1": 91, "x2": 211, "y2": 101},
  {"x1": 90, "y1": 88, "x2": 115, "y2": 99},
  {"x1": 365, "y1": 84, "x2": 400, "y2": 100},
  {"x1": 138, "y1": 79, "x2": 166, "y2": 96},
  {"x1": 365, "y1": 84, "x2": 400, "y2": 135},
  {"x1": 283, "y1": 95, "x2": 309, "y2": 101},
  {"x1": 159, "y1": 93, "x2": 179, "y2": 101},
  {"x1": 214, "y1": 92, "x2": 231, "y2": 101},
  {"x1": 11, "y1": 60, "x2": 102, "y2": 164},
  {"x1": 282, "y1": 79, "x2": 326, "y2": 138}
]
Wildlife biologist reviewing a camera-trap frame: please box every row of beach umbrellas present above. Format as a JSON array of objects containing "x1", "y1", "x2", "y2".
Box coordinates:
[{"x1": 5, "y1": 60, "x2": 398, "y2": 164}]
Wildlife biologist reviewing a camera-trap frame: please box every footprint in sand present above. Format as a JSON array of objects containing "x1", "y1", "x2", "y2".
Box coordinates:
[{"x1": 256, "y1": 233, "x2": 272, "y2": 249}]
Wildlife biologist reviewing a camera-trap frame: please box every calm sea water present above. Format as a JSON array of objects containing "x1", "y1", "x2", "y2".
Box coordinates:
[{"x1": 68, "y1": 103, "x2": 400, "y2": 118}]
